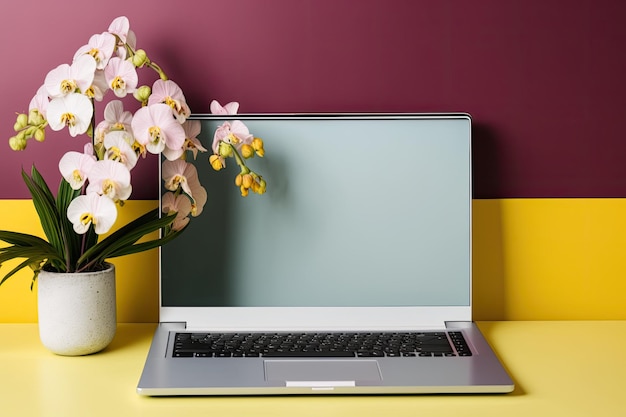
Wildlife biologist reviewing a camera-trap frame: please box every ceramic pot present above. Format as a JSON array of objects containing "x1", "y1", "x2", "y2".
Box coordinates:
[{"x1": 37, "y1": 263, "x2": 116, "y2": 356}]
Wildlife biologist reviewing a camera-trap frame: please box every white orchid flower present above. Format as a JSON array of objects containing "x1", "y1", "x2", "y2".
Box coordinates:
[
  {"x1": 148, "y1": 79, "x2": 191, "y2": 123},
  {"x1": 86, "y1": 159, "x2": 132, "y2": 202},
  {"x1": 73, "y1": 32, "x2": 116, "y2": 70},
  {"x1": 95, "y1": 100, "x2": 133, "y2": 144},
  {"x1": 131, "y1": 103, "x2": 185, "y2": 158},
  {"x1": 104, "y1": 57, "x2": 138, "y2": 98},
  {"x1": 103, "y1": 130, "x2": 138, "y2": 170},
  {"x1": 46, "y1": 93, "x2": 93, "y2": 137},
  {"x1": 58, "y1": 148, "x2": 97, "y2": 190},
  {"x1": 44, "y1": 54, "x2": 97, "y2": 98},
  {"x1": 67, "y1": 192, "x2": 117, "y2": 235}
]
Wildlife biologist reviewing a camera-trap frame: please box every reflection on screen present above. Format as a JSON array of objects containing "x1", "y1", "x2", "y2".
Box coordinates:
[{"x1": 161, "y1": 115, "x2": 471, "y2": 308}]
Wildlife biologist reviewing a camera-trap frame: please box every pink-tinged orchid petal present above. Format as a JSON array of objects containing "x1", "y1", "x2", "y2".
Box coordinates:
[
  {"x1": 73, "y1": 32, "x2": 116, "y2": 70},
  {"x1": 131, "y1": 103, "x2": 185, "y2": 158},
  {"x1": 211, "y1": 120, "x2": 253, "y2": 153},
  {"x1": 229, "y1": 120, "x2": 253, "y2": 144},
  {"x1": 188, "y1": 181, "x2": 207, "y2": 217},
  {"x1": 161, "y1": 159, "x2": 200, "y2": 197},
  {"x1": 46, "y1": 93, "x2": 93, "y2": 137},
  {"x1": 58, "y1": 150, "x2": 97, "y2": 190},
  {"x1": 108, "y1": 16, "x2": 130, "y2": 43},
  {"x1": 86, "y1": 159, "x2": 132, "y2": 201},
  {"x1": 104, "y1": 57, "x2": 138, "y2": 98},
  {"x1": 161, "y1": 192, "x2": 192, "y2": 231},
  {"x1": 104, "y1": 100, "x2": 133, "y2": 127},
  {"x1": 44, "y1": 55, "x2": 97, "y2": 98},
  {"x1": 83, "y1": 142, "x2": 94, "y2": 156},
  {"x1": 148, "y1": 79, "x2": 191, "y2": 123},
  {"x1": 126, "y1": 30, "x2": 137, "y2": 51},
  {"x1": 103, "y1": 130, "x2": 138, "y2": 170},
  {"x1": 107, "y1": 16, "x2": 136, "y2": 59},
  {"x1": 182, "y1": 119, "x2": 207, "y2": 159},
  {"x1": 28, "y1": 86, "x2": 49, "y2": 118},
  {"x1": 67, "y1": 192, "x2": 117, "y2": 235},
  {"x1": 87, "y1": 70, "x2": 108, "y2": 101},
  {"x1": 210, "y1": 100, "x2": 239, "y2": 115},
  {"x1": 95, "y1": 100, "x2": 133, "y2": 144},
  {"x1": 162, "y1": 144, "x2": 185, "y2": 161}
]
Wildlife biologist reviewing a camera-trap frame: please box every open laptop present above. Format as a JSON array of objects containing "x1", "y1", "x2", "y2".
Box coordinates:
[{"x1": 136, "y1": 113, "x2": 514, "y2": 395}]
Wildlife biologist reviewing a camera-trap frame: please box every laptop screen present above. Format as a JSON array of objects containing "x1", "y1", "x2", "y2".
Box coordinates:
[{"x1": 160, "y1": 114, "x2": 471, "y2": 309}]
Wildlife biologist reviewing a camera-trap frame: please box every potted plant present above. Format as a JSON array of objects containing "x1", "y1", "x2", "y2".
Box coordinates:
[{"x1": 0, "y1": 16, "x2": 266, "y2": 355}]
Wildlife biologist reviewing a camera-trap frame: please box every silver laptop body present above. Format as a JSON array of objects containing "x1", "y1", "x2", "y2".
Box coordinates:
[{"x1": 137, "y1": 113, "x2": 514, "y2": 395}]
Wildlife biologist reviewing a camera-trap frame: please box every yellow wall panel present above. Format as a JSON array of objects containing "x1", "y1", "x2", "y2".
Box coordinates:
[
  {"x1": 473, "y1": 199, "x2": 626, "y2": 320},
  {"x1": 2, "y1": 199, "x2": 626, "y2": 322}
]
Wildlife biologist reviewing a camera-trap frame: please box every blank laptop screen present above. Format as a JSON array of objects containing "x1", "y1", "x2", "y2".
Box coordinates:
[{"x1": 160, "y1": 114, "x2": 471, "y2": 308}]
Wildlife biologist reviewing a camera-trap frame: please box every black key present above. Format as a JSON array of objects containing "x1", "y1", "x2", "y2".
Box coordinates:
[
  {"x1": 421, "y1": 345, "x2": 453, "y2": 353},
  {"x1": 175, "y1": 347, "x2": 214, "y2": 354},
  {"x1": 356, "y1": 351, "x2": 384, "y2": 357}
]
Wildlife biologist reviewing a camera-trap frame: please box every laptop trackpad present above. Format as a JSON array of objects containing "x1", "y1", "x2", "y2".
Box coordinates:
[{"x1": 264, "y1": 360, "x2": 382, "y2": 385}]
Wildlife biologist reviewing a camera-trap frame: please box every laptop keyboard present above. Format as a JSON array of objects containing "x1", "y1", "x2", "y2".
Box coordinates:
[{"x1": 173, "y1": 331, "x2": 472, "y2": 358}]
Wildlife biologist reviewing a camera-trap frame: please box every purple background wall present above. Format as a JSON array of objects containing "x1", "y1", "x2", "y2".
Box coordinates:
[{"x1": 2, "y1": 0, "x2": 626, "y2": 199}]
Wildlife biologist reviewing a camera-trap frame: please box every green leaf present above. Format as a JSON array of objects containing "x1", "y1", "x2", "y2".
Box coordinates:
[
  {"x1": 107, "y1": 225, "x2": 186, "y2": 258},
  {"x1": 55, "y1": 178, "x2": 82, "y2": 269},
  {"x1": 0, "y1": 258, "x2": 38, "y2": 286},
  {"x1": 0, "y1": 242, "x2": 64, "y2": 285},
  {"x1": 0, "y1": 230, "x2": 55, "y2": 247},
  {"x1": 76, "y1": 209, "x2": 177, "y2": 271},
  {"x1": 21, "y1": 167, "x2": 65, "y2": 256}
]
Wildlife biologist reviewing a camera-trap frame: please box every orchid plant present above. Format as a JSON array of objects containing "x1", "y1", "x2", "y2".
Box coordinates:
[{"x1": 0, "y1": 16, "x2": 266, "y2": 287}]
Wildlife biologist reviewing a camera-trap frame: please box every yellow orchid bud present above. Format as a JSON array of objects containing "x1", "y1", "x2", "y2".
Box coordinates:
[
  {"x1": 242, "y1": 173, "x2": 254, "y2": 189},
  {"x1": 14, "y1": 113, "x2": 28, "y2": 131},
  {"x1": 9, "y1": 135, "x2": 27, "y2": 151},
  {"x1": 240, "y1": 185, "x2": 249, "y2": 197},
  {"x1": 252, "y1": 137, "x2": 265, "y2": 157},
  {"x1": 256, "y1": 178, "x2": 267, "y2": 194},
  {"x1": 235, "y1": 173, "x2": 243, "y2": 187},
  {"x1": 34, "y1": 129, "x2": 45, "y2": 142},
  {"x1": 132, "y1": 49, "x2": 148, "y2": 67},
  {"x1": 241, "y1": 144, "x2": 254, "y2": 159},
  {"x1": 209, "y1": 154, "x2": 224, "y2": 171}
]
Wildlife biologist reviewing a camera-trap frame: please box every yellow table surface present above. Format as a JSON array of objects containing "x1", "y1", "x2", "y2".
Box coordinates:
[{"x1": 1, "y1": 321, "x2": 625, "y2": 417}]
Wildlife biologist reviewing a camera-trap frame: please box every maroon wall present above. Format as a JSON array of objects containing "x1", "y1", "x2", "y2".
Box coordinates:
[{"x1": 2, "y1": 0, "x2": 625, "y2": 199}]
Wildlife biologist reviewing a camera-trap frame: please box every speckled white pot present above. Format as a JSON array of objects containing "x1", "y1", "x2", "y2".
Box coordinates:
[{"x1": 37, "y1": 263, "x2": 116, "y2": 356}]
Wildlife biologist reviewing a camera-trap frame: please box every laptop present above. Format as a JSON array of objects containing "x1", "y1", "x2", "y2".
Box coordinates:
[{"x1": 136, "y1": 113, "x2": 514, "y2": 395}]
